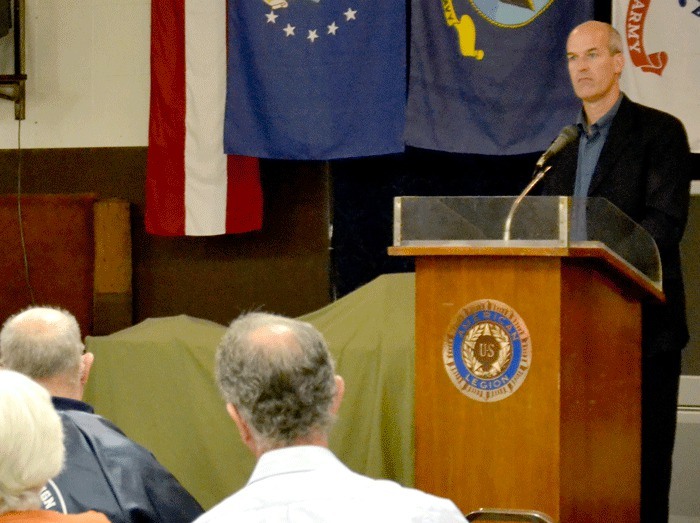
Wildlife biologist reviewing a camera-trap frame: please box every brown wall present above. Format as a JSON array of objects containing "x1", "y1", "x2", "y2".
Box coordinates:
[{"x1": 0, "y1": 148, "x2": 331, "y2": 331}]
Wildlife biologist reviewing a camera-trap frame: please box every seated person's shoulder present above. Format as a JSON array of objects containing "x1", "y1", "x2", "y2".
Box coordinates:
[
  {"x1": 64, "y1": 511, "x2": 112, "y2": 522},
  {"x1": 60, "y1": 409, "x2": 152, "y2": 455},
  {"x1": 58, "y1": 408, "x2": 191, "y2": 488},
  {"x1": 193, "y1": 475, "x2": 464, "y2": 523},
  {"x1": 371, "y1": 479, "x2": 465, "y2": 521}
]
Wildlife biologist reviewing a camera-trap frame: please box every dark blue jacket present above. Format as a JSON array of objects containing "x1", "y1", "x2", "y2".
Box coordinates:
[{"x1": 40, "y1": 397, "x2": 204, "y2": 523}]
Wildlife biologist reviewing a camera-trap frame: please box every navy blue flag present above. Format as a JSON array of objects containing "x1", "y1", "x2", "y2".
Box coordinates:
[
  {"x1": 225, "y1": 1, "x2": 406, "y2": 160},
  {"x1": 405, "y1": 0, "x2": 594, "y2": 155}
]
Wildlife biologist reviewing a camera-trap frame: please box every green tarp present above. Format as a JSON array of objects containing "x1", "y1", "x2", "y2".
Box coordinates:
[{"x1": 84, "y1": 273, "x2": 416, "y2": 510}]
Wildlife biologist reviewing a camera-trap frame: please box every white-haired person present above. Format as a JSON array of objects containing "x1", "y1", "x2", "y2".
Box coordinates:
[
  {"x1": 0, "y1": 369, "x2": 109, "y2": 522},
  {"x1": 194, "y1": 311, "x2": 466, "y2": 523},
  {"x1": 0, "y1": 306, "x2": 203, "y2": 523}
]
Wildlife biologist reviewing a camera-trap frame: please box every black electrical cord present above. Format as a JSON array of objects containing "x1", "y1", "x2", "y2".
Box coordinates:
[{"x1": 15, "y1": 118, "x2": 36, "y2": 304}]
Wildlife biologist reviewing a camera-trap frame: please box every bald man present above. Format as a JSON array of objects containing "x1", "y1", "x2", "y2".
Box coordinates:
[
  {"x1": 0, "y1": 306, "x2": 204, "y2": 523},
  {"x1": 541, "y1": 21, "x2": 692, "y2": 522}
]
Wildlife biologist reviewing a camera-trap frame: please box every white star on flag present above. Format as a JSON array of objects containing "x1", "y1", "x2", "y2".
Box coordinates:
[
  {"x1": 265, "y1": 11, "x2": 278, "y2": 23},
  {"x1": 307, "y1": 29, "x2": 319, "y2": 42},
  {"x1": 344, "y1": 8, "x2": 357, "y2": 21},
  {"x1": 283, "y1": 23, "x2": 295, "y2": 36},
  {"x1": 327, "y1": 21, "x2": 339, "y2": 35}
]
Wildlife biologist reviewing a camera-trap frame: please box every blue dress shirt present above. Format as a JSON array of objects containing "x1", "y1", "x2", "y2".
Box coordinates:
[{"x1": 574, "y1": 94, "x2": 623, "y2": 197}]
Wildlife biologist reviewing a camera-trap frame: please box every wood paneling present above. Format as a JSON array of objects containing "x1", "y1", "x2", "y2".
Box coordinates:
[
  {"x1": 414, "y1": 256, "x2": 562, "y2": 516},
  {"x1": 93, "y1": 198, "x2": 132, "y2": 334},
  {"x1": 411, "y1": 253, "x2": 644, "y2": 521},
  {"x1": 559, "y1": 261, "x2": 641, "y2": 521},
  {"x1": 0, "y1": 148, "x2": 330, "y2": 330},
  {"x1": 0, "y1": 193, "x2": 96, "y2": 335}
]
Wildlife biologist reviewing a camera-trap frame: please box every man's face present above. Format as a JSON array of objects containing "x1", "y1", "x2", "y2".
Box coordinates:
[{"x1": 566, "y1": 24, "x2": 623, "y2": 104}]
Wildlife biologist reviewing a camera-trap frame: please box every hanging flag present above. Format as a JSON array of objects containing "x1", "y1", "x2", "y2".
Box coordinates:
[
  {"x1": 224, "y1": 1, "x2": 406, "y2": 160},
  {"x1": 613, "y1": 1, "x2": 700, "y2": 152},
  {"x1": 405, "y1": 0, "x2": 593, "y2": 155},
  {"x1": 146, "y1": 0, "x2": 262, "y2": 236}
]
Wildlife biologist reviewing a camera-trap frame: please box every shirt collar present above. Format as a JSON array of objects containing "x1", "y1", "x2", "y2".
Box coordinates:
[
  {"x1": 577, "y1": 93, "x2": 623, "y2": 136},
  {"x1": 248, "y1": 446, "x2": 342, "y2": 486},
  {"x1": 51, "y1": 396, "x2": 95, "y2": 413}
]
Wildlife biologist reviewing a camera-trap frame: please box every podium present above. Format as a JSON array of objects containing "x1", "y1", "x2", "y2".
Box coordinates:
[{"x1": 389, "y1": 197, "x2": 663, "y2": 522}]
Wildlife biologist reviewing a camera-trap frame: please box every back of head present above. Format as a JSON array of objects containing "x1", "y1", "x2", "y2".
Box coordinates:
[
  {"x1": 0, "y1": 369, "x2": 65, "y2": 514},
  {"x1": 0, "y1": 306, "x2": 84, "y2": 383},
  {"x1": 216, "y1": 312, "x2": 337, "y2": 452}
]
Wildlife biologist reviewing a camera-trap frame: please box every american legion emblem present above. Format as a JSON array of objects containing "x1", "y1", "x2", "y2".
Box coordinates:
[{"x1": 443, "y1": 299, "x2": 531, "y2": 402}]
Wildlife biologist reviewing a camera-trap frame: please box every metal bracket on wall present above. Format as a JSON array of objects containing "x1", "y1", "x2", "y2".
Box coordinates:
[{"x1": 0, "y1": 0, "x2": 26, "y2": 120}]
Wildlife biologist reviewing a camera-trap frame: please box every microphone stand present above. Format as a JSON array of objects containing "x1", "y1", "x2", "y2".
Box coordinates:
[{"x1": 503, "y1": 165, "x2": 551, "y2": 241}]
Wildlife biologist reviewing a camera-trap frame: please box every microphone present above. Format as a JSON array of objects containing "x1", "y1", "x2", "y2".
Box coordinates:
[
  {"x1": 503, "y1": 125, "x2": 579, "y2": 241},
  {"x1": 534, "y1": 124, "x2": 579, "y2": 170}
]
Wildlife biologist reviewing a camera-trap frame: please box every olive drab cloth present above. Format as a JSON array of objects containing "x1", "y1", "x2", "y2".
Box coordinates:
[{"x1": 84, "y1": 273, "x2": 416, "y2": 510}]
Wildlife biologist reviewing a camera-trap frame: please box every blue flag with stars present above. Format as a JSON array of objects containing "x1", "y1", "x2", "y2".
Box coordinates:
[
  {"x1": 405, "y1": 0, "x2": 594, "y2": 155},
  {"x1": 225, "y1": 1, "x2": 406, "y2": 160}
]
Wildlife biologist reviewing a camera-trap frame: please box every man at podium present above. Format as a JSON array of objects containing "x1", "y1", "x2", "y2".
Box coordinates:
[{"x1": 540, "y1": 21, "x2": 692, "y2": 523}]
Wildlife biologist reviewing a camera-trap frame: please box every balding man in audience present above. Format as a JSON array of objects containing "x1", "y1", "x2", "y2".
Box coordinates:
[
  {"x1": 0, "y1": 306, "x2": 204, "y2": 523},
  {"x1": 195, "y1": 311, "x2": 465, "y2": 523}
]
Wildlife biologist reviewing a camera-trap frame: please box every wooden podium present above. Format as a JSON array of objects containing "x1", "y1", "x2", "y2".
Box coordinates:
[{"x1": 389, "y1": 196, "x2": 663, "y2": 522}]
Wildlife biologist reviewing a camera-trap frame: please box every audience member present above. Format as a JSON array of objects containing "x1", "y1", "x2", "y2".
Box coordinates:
[
  {"x1": 0, "y1": 306, "x2": 204, "y2": 523},
  {"x1": 194, "y1": 311, "x2": 466, "y2": 522},
  {"x1": 0, "y1": 368, "x2": 109, "y2": 523}
]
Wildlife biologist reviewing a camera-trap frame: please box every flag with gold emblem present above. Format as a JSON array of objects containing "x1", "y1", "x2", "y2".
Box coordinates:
[{"x1": 405, "y1": 0, "x2": 593, "y2": 155}]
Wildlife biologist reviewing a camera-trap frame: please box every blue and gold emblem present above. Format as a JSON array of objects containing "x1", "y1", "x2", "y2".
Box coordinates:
[
  {"x1": 441, "y1": 0, "x2": 555, "y2": 60},
  {"x1": 468, "y1": 0, "x2": 555, "y2": 28},
  {"x1": 443, "y1": 299, "x2": 531, "y2": 402}
]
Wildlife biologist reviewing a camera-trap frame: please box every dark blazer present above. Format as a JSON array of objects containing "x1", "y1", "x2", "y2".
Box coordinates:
[{"x1": 541, "y1": 94, "x2": 691, "y2": 355}]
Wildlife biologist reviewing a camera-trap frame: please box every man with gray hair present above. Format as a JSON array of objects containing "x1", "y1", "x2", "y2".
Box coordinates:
[
  {"x1": 195, "y1": 311, "x2": 465, "y2": 522},
  {"x1": 0, "y1": 306, "x2": 204, "y2": 523}
]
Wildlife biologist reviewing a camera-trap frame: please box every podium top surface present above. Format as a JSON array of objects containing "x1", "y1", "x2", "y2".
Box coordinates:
[{"x1": 391, "y1": 196, "x2": 662, "y2": 296}]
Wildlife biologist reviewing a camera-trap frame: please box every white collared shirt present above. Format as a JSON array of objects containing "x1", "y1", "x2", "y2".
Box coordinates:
[{"x1": 194, "y1": 445, "x2": 465, "y2": 522}]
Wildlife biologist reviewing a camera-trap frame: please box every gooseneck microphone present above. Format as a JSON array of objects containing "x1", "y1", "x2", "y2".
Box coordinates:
[
  {"x1": 503, "y1": 125, "x2": 579, "y2": 241},
  {"x1": 534, "y1": 125, "x2": 579, "y2": 170}
]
